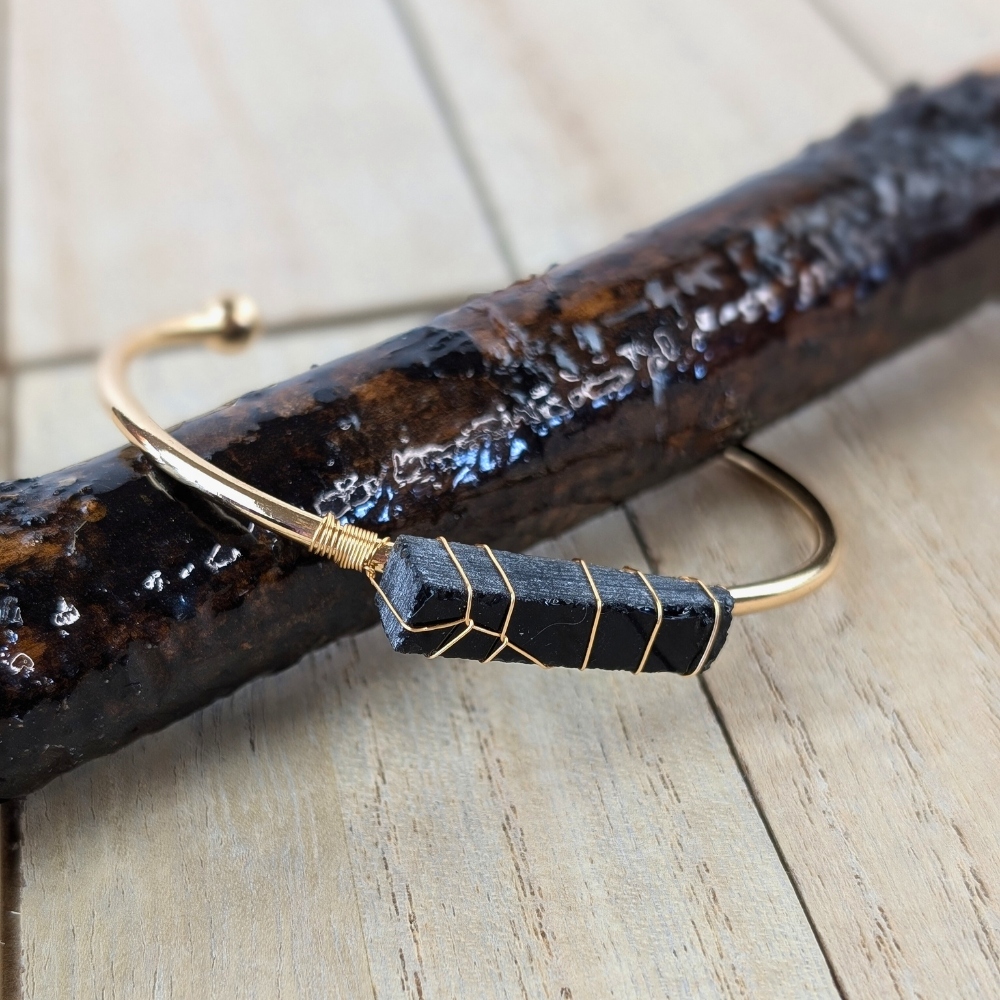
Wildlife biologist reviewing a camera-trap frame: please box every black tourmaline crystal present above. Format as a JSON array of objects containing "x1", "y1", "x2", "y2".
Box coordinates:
[{"x1": 375, "y1": 535, "x2": 733, "y2": 674}]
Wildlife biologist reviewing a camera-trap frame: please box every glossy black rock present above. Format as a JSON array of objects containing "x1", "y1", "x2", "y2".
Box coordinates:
[{"x1": 4, "y1": 74, "x2": 1000, "y2": 798}]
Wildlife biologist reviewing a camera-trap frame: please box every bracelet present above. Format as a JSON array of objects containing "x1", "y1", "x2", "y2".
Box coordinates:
[{"x1": 98, "y1": 296, "x2": 838, "y2": 676}]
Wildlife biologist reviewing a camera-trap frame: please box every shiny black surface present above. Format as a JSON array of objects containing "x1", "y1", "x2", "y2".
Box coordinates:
[{"x1": 3, "y1": 75, "x2": 1000, "y2": 797}]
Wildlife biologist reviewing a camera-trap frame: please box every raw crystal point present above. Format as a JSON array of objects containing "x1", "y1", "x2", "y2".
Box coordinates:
[{"x1": 376, "y1": 535, "x2": 733, "y2": 673}]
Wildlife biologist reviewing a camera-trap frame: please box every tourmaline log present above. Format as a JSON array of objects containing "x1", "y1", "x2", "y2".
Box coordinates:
[
  {"x1": 5, "y1": 75, "x2": 1000, "y2": 798},
  {"x1": 376, "y1": 535, "x2": 733, "y2": 673}
]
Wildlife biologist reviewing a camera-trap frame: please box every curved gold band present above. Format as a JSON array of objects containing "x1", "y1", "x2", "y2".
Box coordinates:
[
  {"x1": 98, "y1": 296, "x2": 322, "y2": 549},
  {"x1": 97, "y1": 296, "x2": 838, "y2": 613},
  {"x1": 721, "y1": 446, "x2": 838, "y2": 615}
]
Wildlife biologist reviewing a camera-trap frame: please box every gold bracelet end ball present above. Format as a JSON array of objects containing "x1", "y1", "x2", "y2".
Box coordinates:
[{"x1": 206, "y1": 294, "x2": 261, "y2": 353}]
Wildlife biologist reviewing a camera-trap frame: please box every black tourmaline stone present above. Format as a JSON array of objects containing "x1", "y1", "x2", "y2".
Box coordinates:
[{"x1": 375, "y1": 535, "x2": 733, "y2": 674}]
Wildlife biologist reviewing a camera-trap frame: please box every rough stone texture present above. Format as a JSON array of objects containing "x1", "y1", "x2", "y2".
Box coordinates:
[{"x1": 377, "y1": 534, "x2": 731, "y2": 673}]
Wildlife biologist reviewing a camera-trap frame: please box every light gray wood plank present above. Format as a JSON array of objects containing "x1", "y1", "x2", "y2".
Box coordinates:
[
  {"x1": 17, "y1": 508, "x2": 840, "y2": 998},
  {"x1": 0, "y1": 377, "x2": 13, "y2": 481},
  {"x1": 8, "y1": 0, "x2": 507, "y2": 364},
  {"x1": 811, "y1": 0, "x2": 1000, "y2": 85},
  {"x1": 19, "y1": 662, "x2": 374, "y2": 1000},
  {"x1": 12, "y1": 312, "x2": 430, "y2": 478},
  {"x1": 628, "y1": 302, "x2": 1000, "y2": 998},
  {"x1": 401, "y1": 0, "x2": 886, "y2": 274}
]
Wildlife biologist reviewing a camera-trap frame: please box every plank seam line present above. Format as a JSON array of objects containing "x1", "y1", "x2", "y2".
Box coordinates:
[
  {"x1": 622, "y1": 502, "x2": 849, "y2": 999},
  {"x1": 802, "y1": 0, "x2": 894, "y2": 88},
  {"x1": 7, "y1": 291, "x2": 473, "y2": 378},
  {"x1": 1, "y1": 800, "x2": 24, "y2": 1000},
  {"x1": 698, "y1": 679, "x2": 849, "y2": 999},
  {"x1": 384, "y1": 0, "x2": 521, "y2": 281}
]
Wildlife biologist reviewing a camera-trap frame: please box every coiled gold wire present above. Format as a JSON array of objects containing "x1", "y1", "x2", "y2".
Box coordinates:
[{"x1": 309, "y1": 514, "x2": 389, "y2": 572}]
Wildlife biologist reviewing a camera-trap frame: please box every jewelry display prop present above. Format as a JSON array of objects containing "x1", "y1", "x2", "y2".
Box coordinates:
[
  {"x1": 98, "y1": 296, "x2": 837, "y2": 679},
  {"x1": 2, "y1": 74, "x2": 1000, "y2": 798}
]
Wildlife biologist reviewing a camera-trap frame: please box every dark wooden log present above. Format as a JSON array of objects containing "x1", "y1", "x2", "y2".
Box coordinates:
[
  {"x1": 376, "y1": 535, "x2": 732, "y2": 672},
  {"x1": 3, "y1": 74, "x2": 1000, "y2": 798}
]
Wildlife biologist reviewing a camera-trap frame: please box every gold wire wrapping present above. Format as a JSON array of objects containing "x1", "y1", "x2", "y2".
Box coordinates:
[
  {"x1": 305, "y1": 518, "x2": 719, "y2": 674},
  {"x1": 574, "y1": 558, "x2": 602, "y2": 671},
  {"x1": 367, "y1": 539, "x2": 546, "y2": 667},
  {"x1": 366, "y1": 538, "x2": 719, "y2": 675},
  {"x1": 479, "y1": 544, "x2": 525, "y2": 664},
  {"x1": 309, "y1": 513, "x2": 390, "y2": 572},
  {"x1": 681, "y1": 577, "x2": 721, "y2": 677},
  {"x1": 623, "y1": 567, "x2": 664, "y2": 674}
]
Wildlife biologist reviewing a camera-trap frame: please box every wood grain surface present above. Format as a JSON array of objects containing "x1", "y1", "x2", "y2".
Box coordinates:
[
  {"x1": 15, "y1": 511, "x2": 840, "y2": 999},
  {"x1": 402, "y1": 0, "x2": 886, "y2": 274},
  {"x1": 811, "y1": 0, "x2": 1000, "y2": 84},
  {"x1": 630, "y1": 302, "x2": 1000, "y2": 998},
  {"x1": 8, "y1": 0, "x2": 507, "y2": 363},
  {"x1": 6, "y1": 0, "x2": 1000, "y2": 996}
]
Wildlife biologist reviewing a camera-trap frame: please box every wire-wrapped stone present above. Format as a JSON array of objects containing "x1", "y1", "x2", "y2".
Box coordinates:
[{"x1": 375, "y1": 535, "x2": 733, "y2": 674}]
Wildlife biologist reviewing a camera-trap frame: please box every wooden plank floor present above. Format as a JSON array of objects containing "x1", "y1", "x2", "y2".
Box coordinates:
[
  {"x1": 631, "y1": 303, "x2": 1000, "y2": 998},
  {"x1": 5, "y1": 0, "x2": 1000, "y2": 997}
]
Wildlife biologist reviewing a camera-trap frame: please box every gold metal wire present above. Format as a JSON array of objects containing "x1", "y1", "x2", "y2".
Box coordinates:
[
  {"x1": 623, "y1": 568, "x2": 664, "y2": 674},
  {"x1": 367, "y1": 539, "x2": 545, "y2": 668},
  {"x1": 309, "y1": 514, "x2": 390, "y2": 573},
  {"x1": 681, "y1": 578, "x2": 721, "y2": 677},
  {"x1": 370, "y1": 544, "x2": 721, "y2": 675},
  {"x1": 369, "y1": 540, "x2": 703, "y2": 676},
  {"x1": 479, "y1": 544, "x2": 521, "y2": 663},
  {"x1": 574, "y1": 559, "x2": 602, "y2": 671}
]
